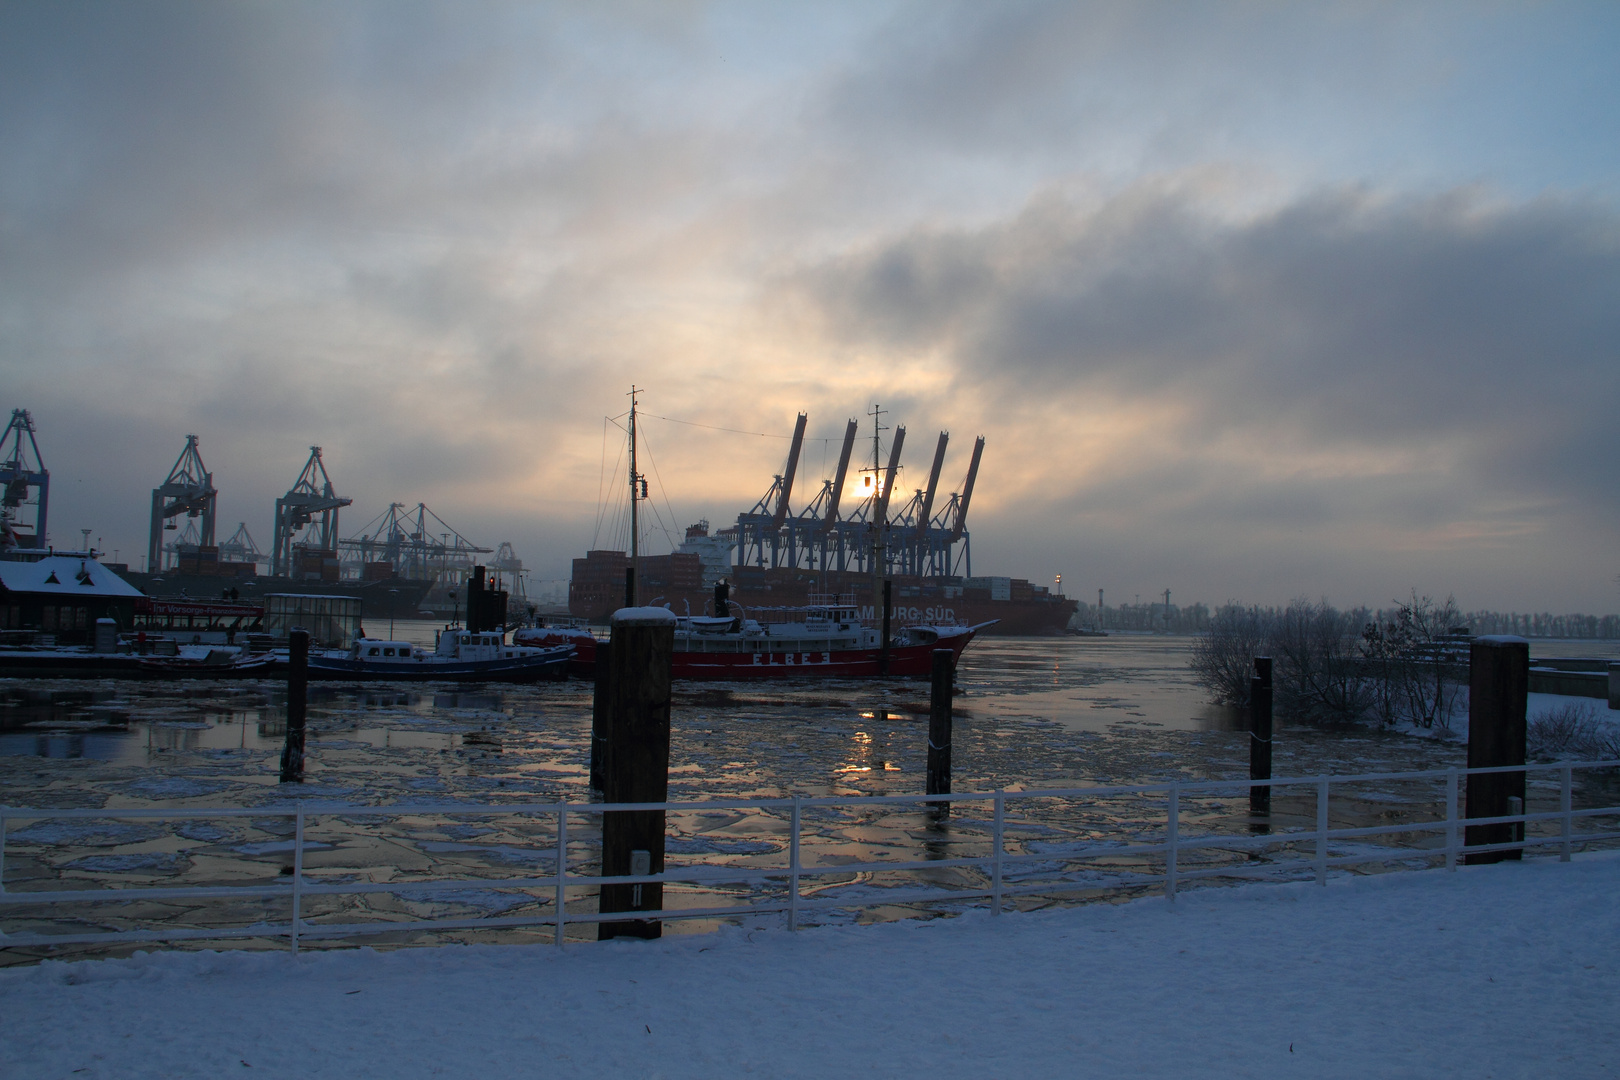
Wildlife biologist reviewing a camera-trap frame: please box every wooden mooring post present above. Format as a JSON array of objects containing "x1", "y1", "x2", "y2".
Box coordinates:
[
  {"x1": 926, "y1": 649, "x2": 954, "y2": 810},
  {"x1": 1465, "y1": 636, "x2": 1529, "y2": 864},
  {"x1": 278, "y1": 629, "x2": 309, "y2": 784},
  {"x1": 589, "y1": 638, "x2": 611, "y2": 792},
  {"x1": 598, "y1": 607, "x2": 676, "y2": 940},
  {"x1": 1249, "y1": 656, "x2": 1273, "y2": 822}
]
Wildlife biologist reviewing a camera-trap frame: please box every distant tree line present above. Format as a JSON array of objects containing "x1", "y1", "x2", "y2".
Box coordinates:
[
  {"x1": 1453, "y1": 611, "x2": 1620, "y2": 639},
  {"x1": 1073, "y1": 602, "x2": 1211, "y2": 634},
  {"x1": 1075, "y1": 601, "x2": 1618, "y2": 640}
]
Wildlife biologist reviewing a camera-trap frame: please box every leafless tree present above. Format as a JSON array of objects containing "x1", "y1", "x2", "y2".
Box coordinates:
[
  {"x1": 1270, "y1": 598, "x2": 1376, "y2": 722},
  {"x1": 1394, "y1": 592, "x2": 1464, "y2": 729}
]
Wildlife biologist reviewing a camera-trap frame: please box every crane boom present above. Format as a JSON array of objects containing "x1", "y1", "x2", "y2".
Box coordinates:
[
  {"x1": 771, "y1": 413, "x2": 808, "y2": 527},
  {"x1": 821, "y1": 418, "x2": 858, "y2": 530},
  {"x1": 915, "y1": 431, "x2": 948, "y2": 537},
  {"x1": 949, "y1": 436, "x2": 984, "y2": 541},
  {"x1": 873, "y1": 425, "x2": 905, "y2": 526}
]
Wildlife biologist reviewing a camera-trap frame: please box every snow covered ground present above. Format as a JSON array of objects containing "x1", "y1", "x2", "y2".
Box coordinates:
[{"x1": 3, "y1": 855, "x2": 1616, "y2": 1078}]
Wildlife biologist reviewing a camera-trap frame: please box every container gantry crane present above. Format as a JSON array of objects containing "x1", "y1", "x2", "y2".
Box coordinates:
[
  {"x1": 148, "y1": 435, "x2": 216, "y2": 572},
  {"x1": 0, "y1": 408, "x2": 48, "y2": 549},
  {"x1": 338, "y1": 502, "x2": 491, "y2": 581},
  {"x1": 727, "y1": 410, "x2": 982, "y2": 580},
  {"x1": 271, "y1": 447, "x2": 352, "y2": 578}
]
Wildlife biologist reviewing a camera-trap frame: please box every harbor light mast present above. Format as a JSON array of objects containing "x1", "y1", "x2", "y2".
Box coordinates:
[
  {"x1": 148, "y1": 435, "x2": 216, "y2": 572},
  {"x1": 0, "y1": 408, "x2": 49, "y2": 549}
]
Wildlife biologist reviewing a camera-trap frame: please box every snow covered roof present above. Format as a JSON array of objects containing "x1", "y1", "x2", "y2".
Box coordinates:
[{"x1": 0, "y1": 555, "x2": 144, "y2": 598}]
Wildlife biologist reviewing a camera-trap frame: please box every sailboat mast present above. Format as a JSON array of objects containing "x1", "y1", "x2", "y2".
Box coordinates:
[{"x1": 628, "y1": 385, "x2": 640, "y2": 606}]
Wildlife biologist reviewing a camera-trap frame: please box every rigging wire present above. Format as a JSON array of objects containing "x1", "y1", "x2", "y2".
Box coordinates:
[
  {"x1": 644, "y1": 413, "x2": 794, "y2": 439},
  {"x1": 644, "y1": 411, "x2": 836, "y2": 458},
  {"x1": 591, "y1": 416, "x2": 608, "y2": 547},
  {"x1": 636, "y1": 424, "x2": 683, "y2": 550},
  {"x1": 592, "y1": 406, "x2": 860, "y2": 558},
  {"x1": 592, "y1": 416, "x2": 625, "y2": 549}
]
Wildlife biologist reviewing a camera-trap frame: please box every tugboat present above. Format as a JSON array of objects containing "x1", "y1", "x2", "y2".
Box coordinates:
[
  {"x1": 307, "y1": 628, "x2": 572, "y2": 682},
  {"x1": 517, "y1": 593, "x2": 991, "y2": 680}
]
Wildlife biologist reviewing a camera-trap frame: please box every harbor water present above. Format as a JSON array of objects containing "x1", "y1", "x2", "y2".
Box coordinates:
[{"x1": 1, "y1": 633, "x2": 1612, "y2": 956}]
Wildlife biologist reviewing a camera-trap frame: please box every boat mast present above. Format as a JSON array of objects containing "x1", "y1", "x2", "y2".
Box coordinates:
[{"x1": 628, "y1": 385, "x2": 641, "y2": 606}]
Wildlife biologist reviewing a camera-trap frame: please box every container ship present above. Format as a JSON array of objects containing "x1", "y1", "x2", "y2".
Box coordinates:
[{"x1": 568, "y1": 400, "x2": 1076, "y2": 635}]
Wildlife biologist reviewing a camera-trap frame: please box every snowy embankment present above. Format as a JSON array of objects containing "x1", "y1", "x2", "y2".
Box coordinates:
[{"x1": 4, "y1": 857, "x2": 1617, "y2": 1079}]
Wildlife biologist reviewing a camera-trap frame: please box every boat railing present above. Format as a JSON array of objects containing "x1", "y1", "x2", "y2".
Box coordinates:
[{"x1": 806, "y1": 592, "x2": 857, "y2": 608}]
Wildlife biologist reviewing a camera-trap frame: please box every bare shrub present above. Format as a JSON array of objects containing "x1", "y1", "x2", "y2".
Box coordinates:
[
  {"x1": 1270, "y1": 598, "x2": 1376, "y2": 723},
  {"x1": 1528, "y1": 702, "x2": 1620, "y2": 761},
  {"x1": 1191, "y1": 598, "x2": 1374, "y2": 724},
  {"x1": 1360, "y1": 592, "x2": 1466, "y2": 729},
  {"x1": 1189, "y1": 604, "x2": 1275, "y2": 707}
]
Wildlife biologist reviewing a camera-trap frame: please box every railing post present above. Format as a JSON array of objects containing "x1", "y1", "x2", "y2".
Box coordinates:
[
  {"x1": 555, "y1": 806, "x2": 568, "y2": 946},
  {"x1": 789, "y1": 798, "x2": 801, "y2": 931},
  {"x1": 291, "y1": 808, "x2": 305, "y2": 955},
  {"x1": 1315, "y1": 778, "x2": 1329, "y2": 885},
  {"x1": 1560, "y1": 764, "x2": 1573, "y2": 863},
  {"x1": 991, "y1": 792, "x2": 1004, "y2": 916},
  {"x1": 1165, "y1": 784, "x2": 1179, "y2": 903},
  {"x1": 1445, "y1": 768, "x2": 1459, "y2": 871}
]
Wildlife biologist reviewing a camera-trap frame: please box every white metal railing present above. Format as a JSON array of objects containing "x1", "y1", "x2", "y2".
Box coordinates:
[{"x1": 2, "y1": 760, "x2": 1617, "y2": 954}]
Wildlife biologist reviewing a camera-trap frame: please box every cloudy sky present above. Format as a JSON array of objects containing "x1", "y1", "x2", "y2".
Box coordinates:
[{"x1": 3, "y1": 1, "x2": 1617, "y2": 611}]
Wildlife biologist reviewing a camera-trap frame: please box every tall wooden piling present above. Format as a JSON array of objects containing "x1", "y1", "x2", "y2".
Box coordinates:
[
  {"x1": 927, "y1": 649, "x2": 954, "y2": 807},
  {"x1": 279, "y1": 629, "x2": 309, "y2": 783},
  {"x1": 589, "y1": 638, "x2": 612, "y2": 792},
  {"x1": 1465, "y1": 636, "x2": 1529, "y2": 864},
  {"x1": 598, "y1": 607, "x2": 676, "y2": 940},
  {"x1": 1249, "y1": 656, "x2": 1273, "y2": 818}
]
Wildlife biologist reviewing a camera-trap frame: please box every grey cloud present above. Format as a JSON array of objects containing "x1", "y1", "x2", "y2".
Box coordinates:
[
  {"x1": 791, "y1": 188, "x2": 1620, "y2": 498},
  {"x1": 779, "y1": 185, "x2": 1620, "y2": 607}
]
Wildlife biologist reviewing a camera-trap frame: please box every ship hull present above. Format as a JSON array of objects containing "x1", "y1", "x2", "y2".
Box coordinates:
[
  {"x1": 521, "y1": 625, "x2": 980, "y2": 680},
  {"x1": 305, "y1": 648, "x2": 572, "y2": 683},
  {"x1": 0, "y1": 649, "x2": 281, "y2": 680},
  {"x1": 570, "y1": 582, "x2": 1075, "y2": 635}
]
